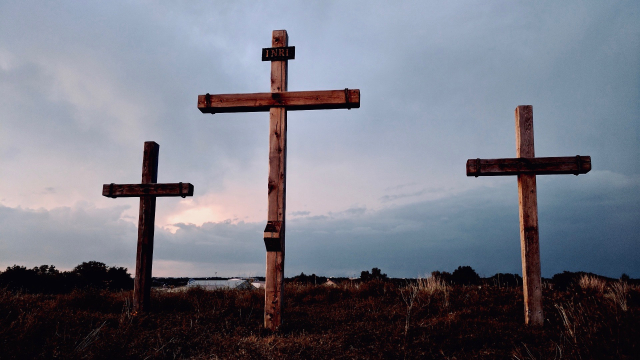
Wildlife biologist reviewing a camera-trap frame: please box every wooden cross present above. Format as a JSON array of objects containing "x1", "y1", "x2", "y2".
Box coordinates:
[
  {"x1": 197, "y1": 30, "x2": 360, "y2": 330},
  {"x1": 466, "y1": 105, "x2": 591, "y2": 326},
  {"x1": 102, "y1": 141, "x2": 194, "y2": 312}
]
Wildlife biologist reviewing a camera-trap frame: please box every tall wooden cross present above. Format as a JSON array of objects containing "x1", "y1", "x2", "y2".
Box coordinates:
[
  {"x1": 466, "y1": 105, "x2": 591, "y2": 326},
  {"x1": 197, "y1": 30, "x2": 360, "y2": 330},
  {"x1": 102, "y1": 141, "x2": 194, "y2": 312}
]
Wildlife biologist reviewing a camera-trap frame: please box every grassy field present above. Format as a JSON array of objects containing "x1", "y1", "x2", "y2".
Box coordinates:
[{"x1": 0, "y1": 277, "x2": 638, "y2": 359}]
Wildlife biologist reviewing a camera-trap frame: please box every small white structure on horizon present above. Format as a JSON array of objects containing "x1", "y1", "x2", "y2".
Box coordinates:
[{"x1": 187, "y1": 278, "x2": 253, "y2": 290}]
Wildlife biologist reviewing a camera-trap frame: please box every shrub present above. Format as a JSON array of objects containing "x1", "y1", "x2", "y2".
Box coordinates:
[
  {"x1": 487, "y1": 273, "x2": 522, "y2": 287},
  {"x1": 451, "y1": 266, "x2": 481, "y2": 286},
  {"x1": 360, "y1": 267, "x2": 388, "y2": 282}
]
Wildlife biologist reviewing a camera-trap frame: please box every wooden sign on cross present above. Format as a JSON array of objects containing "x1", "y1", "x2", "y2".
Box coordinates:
[
  {"x1": 466, "y1": 105, "x2": 591, "y2": 326},
  {"x1": 102, "y1": 141, "x2": 194, "y2": 312},
  {"x1": 197, "y1": 30, "x2": 360, "y2": 330}
]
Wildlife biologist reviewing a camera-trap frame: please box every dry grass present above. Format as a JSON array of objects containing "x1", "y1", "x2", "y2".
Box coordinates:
[
  {"x1": 578, "y1": 274, "x2": 607, "y2": 293},
  {"x1": 0, "y1": 281, "x2": 638, "y2": 359},
  {"x1": 416, "y1": 275, "x2": 449, "y2": 295},
  {"x1": 606, "y1": 280, "x2": 631, "y2": 311}
]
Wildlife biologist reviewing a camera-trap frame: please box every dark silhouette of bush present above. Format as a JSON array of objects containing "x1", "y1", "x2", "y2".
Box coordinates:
[
  {"x1": 0, "y1": 265, "x2": 65, "y2": 293},
  {"x1": 487, "y1": 273, "x2": 522, "y2": 287},
  {"x1": 72, "y1": 261, "x2": 133, "y2": 290},
  {"x1": 0, "y1": 265, "x2": 39, "y2": 292},
  {"x1": 291, "y1": 272, "x2": 327, "y2": 285},
  {"x1": 360, "y1": 267, "x2": 388, "y2": 282},
  {"x1": 451, "y1": 266, "x2": 481, "y2": 286}
]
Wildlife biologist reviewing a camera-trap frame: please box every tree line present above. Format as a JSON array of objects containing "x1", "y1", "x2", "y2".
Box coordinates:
[
  {"x1": 0, "y1": 261, "x2": 133, "y2": 293},
  {"x1": 2, "y1": 262, "x2": 634, "y2": 293}
]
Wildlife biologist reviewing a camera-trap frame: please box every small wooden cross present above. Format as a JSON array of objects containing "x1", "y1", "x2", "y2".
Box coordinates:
[
  {"x1": 197, "y1": 30, "x2": 360, "y2": 330},
  {"x1": 467, "y1": 105, "x2": 591, "y2": 326},
  {"x1": 102, "y1": 141, "x2": 194, "y2": 312}
]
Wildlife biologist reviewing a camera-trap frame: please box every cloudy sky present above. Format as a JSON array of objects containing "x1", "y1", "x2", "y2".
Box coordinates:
[{"x1": 1, "y1": 1, "x2": 638, "y2": 278}]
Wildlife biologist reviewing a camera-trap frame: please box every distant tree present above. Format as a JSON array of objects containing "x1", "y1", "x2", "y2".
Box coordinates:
[
  {"x1": 0, "y1": 262, "x2": 132, "y2": 293},
  {"x1": 488, "y1": 273, "x2": 522, "y2": 287},
  {"x1": 0, "y1": 265, "x2": 38, "y2": 292},
  {"x1": 360, "y1": 267, "x2": 388, "y2": 282},
  {"x1": 451, "y1": 266, "x2": 480, "y2": 286},
  {"x1": 360, "y1": 270, "x2": 370, "y2": 281},
  {"x1": 34, "y1": 264, "x2": 59, "y2": 276},
  {"x1": 72, "y1": 261, "x2": 133, "y2": 290},
  {"x1": 106, "y1": 266, "x2": 134, "y2": 290},
  {"x1": 72, "y1": 261, "x2": 108, "y2": 287},
  {"x1": 291, "y1": 272, "x2": 325, "y2": 285}
]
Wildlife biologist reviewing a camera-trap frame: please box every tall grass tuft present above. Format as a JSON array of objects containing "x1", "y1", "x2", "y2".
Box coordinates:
[
  {"x1": 416, "y1": 275, "x2": 448, "y2": 295},
  {"x1": 606, "y1": 280, "x2": 629, "y2": 311},
  {"x1": 578, "y1": 274, "x2": 607, "y2": 293}
]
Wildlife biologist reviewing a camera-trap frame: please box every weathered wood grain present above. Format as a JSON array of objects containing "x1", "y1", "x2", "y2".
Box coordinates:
[
  {"x1": 197, "y1": 89, "x2": 360, "y2": 113},
  {"x1": 518, "y1": 173, "x2": 543, "y2": 326},
  {"x1": 515, "y1": 106, "x2": 544, "y2": 326},
  {"x1": 102, "y1": 183, "x2": 194, "y2": 197},
  {"x1": 264, "y1": 29, "x2": 288, "y2": 331},
  {"x1": 465, "y1": 156, "x2": 591, "y2": 176}
]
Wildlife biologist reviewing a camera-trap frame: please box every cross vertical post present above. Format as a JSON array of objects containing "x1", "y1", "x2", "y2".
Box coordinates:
[
  {"x1": 466, "y1": 105, "x2": 591, "y2": 326},
  {"x1": 102, "y1": 141, "x2": 194, "y2": 312},
  {"x1": 135, "y1": 141, "x2": 159, "y2": 312},
  {"x1": 265, "y1": 29, "x2": 288, "y2": 330},
  {"x1": 515, "y1": 105, "x2": 543, "y2": 325}
]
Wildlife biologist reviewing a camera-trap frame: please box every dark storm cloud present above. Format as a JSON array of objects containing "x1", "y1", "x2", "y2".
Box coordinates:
[
  {"x1": 1, "y1": 170, "x2": 637, "y2": 278},
  {"x1": 0, "y1": 203, "x2": 137, "y2": 270},
  {"x1": 287, "y1": 171, "x2": 640, "y2": 278}
]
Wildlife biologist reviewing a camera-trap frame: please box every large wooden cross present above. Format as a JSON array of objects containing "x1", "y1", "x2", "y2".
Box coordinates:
[
  {"x1": 102, "y1": 141, "x2": 194, "y2": 312},
  {"x1": 466, "y1": 105, "x2": 591, "y2": 326},
  {"x1": 197, "y1": 30, "x2": 360, "y2": 330}
]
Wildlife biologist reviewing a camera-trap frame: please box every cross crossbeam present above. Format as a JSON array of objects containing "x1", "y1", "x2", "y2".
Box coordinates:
[
  {"x1": 197, "y1": 30, "x2": 360, "y2": 330},
  {"x1": 466, "y1": 105, "x2": 591, "y2": 326},
  {"x1": 103, "y1": 183, "x2": 194, "y2": 198},
  {"x1": 103, "y1": 141, "x2": 194, "y2": 312},
  {"x1": 466, "y1": 156, "x2": 591, "y2": 177},
  {"x1": 198, "y1": 89, "x2": 360, "y2": 114}
]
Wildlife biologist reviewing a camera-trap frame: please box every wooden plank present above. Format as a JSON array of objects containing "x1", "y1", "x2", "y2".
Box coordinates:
[
  {"x1": 516, "y1": 106, "x2": 535, "y2": 158},
  {"x1": 262, "y1": 46, "x2": 295, "y2": 61},
  {"x1": 264, "y1": 29, "x2": 288, "y2": 331},
  {"x1": 518, "y1": 173, "x2": 543, "y2": 326},
  {"x1": 515, "y1": 106, "x2": 544, "y2": 326},
  {"x1": 102, "y1": 183, "x2": 194, "y2": 198},
  {"x1": 197, "y1": 89, "x2": 360, "y2": 113},
  {"x1": 134, "y1": 141, "x2": 159, "y2": 313},
  {"x1": 466, "y1": 156, "x2": 591, "y2": 177}
]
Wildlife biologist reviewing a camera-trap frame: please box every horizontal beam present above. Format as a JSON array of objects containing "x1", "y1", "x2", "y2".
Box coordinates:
[
  {"x1": 197, "y1": 89, "x2": 360, "y2": 114},
  {"x1": 103, "y1": 183, "x2": 194, "y2": 198},
  {"x1": 466, "y1": 156, "x2": 591, "y2": 177}
]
